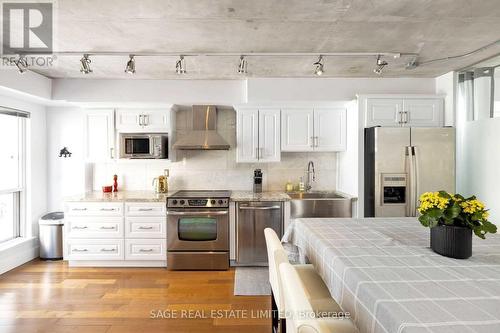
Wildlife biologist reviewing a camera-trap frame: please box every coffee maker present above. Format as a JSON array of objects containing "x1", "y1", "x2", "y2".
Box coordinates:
[{"x1": 253, "y1": 169, "x2": 263, "y2": 193}]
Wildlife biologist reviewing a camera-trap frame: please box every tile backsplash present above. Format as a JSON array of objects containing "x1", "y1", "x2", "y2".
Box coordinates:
[{"x1": 93, "y1": 108, "x2": 337, "y2": 192}]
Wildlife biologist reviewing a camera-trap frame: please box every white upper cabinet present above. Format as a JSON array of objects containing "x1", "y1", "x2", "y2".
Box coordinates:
[
  {"x1": 258, "y1": 109, "x2": 281, "y2": 162},
  {"x1": 85, "y1": 109, "x2": 115, "y2": 161},
  {"x1": 281, "y1": 108, "x2": 314, "y2": 151},
  {"x1": 364, "y1": 97, "x2": 443, "y2": 127},
  {"x1": 236, "y1": 109, "x2": 259, "y2": 162},
  {"x1": 116, "y1": 109, "x2": 170, "y2": 132},
  {"x1": 366, "y1": 98, "x2": 404, "y2": 127},
  {"x1": 236, "y1": 108, "x2": 280, "y2": 163},
  {"x1": 403, "y1": 99, "x2": 443, "y2": 127},
  {"x1": 281, "y1": 108, "x2": 346, "y2": 152},
  {"x1": 314, "y1": 108, "x2": 346, "y2": 151}
]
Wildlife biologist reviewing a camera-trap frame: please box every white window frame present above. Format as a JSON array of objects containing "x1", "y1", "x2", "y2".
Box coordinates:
[{"x1": 0, "y1": 107, "x2": 28, "y2": 244}]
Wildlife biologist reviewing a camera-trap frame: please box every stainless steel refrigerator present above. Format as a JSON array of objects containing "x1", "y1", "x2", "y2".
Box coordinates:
[{"x1": 364, "y1": 127, "x2": 455, "y2": 217}]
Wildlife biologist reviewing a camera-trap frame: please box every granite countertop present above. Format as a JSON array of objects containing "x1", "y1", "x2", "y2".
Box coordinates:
[
  {"x1": 65, "y1": 191, "x2": 173, "y2": 202},
  {"x1": 229, "y1": 191, "x2": 291, "y2": 202}
]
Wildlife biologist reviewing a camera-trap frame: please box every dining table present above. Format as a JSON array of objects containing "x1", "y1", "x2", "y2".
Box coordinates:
[{"x1": 283, "y1": 217, "x2": 500, "y2": 333}]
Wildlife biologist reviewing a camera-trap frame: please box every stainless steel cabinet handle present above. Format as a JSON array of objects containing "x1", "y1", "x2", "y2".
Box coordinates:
[
  {"x1": 239, "y1": 206, "x2": 281, "y2": 210},
  {"x1": 314, "y1": 136, "x2": 319, "y2": 148},
  {"x1": 139, "y1": 114, "x2": 143, "y2": 126},
  {"x1": 139, "y1": 248, "x2": 154, "y2": 252},
  {"x1": 100, "y1": 226, "x2": 116, "y2": 230},
  {"x1": 100, "y1": 248, "x2": 116, "y2": 252},
  {"x1": 100, "y1": 208, "x2": 116, "y2": 211},
  {"x1": 138, "y1": 226, "x2": 154, "y2": 230},
  {"x1": 144, "y1": 115, "x2": 149, "y2": 126},
  {"x1": 73, "y1": 248, "x2": 88, "y2": 252},
  {"x1": 72, "y1": 226, "x2": 88, "y2": 230},
  {"x1": 403, "y1": 111, "x2": 409, "y2": 124},
  {"x1": 167, "y1": 210, "x2": 228, "y2": 216},
  {"x1": 310, "y1": 137, "x2": 314, "y2": 148},
  {"x1": 397, "y1": 111, "x2": 402, "y2": 125},
  {"x1": 138, "y1": 208, "x2": 154, "y2": 211},
  {"x1": 72, "y1": 208, "x2": 87, "y2": 211},
  {"x1": 110, "y1": 147, "x2": 114, "y2": 159}
]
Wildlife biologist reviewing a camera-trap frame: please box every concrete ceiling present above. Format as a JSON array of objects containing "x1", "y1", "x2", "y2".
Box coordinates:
[{"x1": 27, "y1": 0, "x2": 500, "y2": 79}]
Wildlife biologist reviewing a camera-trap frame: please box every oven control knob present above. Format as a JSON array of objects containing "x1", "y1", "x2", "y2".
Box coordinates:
[
  {"x1": 218, "y1": 200, "x2": 224, "y2": 205},
  {"x1": 172, "y1": 200, "x2": 178, "y2": 205},
  {"x1": 179, "y1": 200, "x2": 185, "y2": 205},
  {"x1": 211, "y1": 200, "x2": 216, "y2": 205}
]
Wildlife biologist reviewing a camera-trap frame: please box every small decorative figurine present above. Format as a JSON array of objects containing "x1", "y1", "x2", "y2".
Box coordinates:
[{"x1": 113, "y1": 174, "x2": 118, "y2": 192}]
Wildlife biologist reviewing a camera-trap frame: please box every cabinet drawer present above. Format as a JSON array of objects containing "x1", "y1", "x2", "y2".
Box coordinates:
[
  {"x1": 67, "y1": 239, "x2": 124, "y2": 260},
  {"x1": 125, "y1": 217, "x2": 166, "y2": 238},
  {"x1": 66, "y1": 202, "x2": 123, "y2": 217},
  {"x1": 125, "y1": 203, "x2": 166, "y2": 217},
  {"x1": 66, "y1": 217, "x2": 124, "y2": 239},
  {"x1": 125, "y1": 239, "x2": 166, "y2": 261}
]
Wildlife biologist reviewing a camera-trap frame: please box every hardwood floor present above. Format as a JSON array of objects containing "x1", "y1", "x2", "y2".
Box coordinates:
[{"x1": 0, "y1": 260, "x2": 271, "y2": 333}]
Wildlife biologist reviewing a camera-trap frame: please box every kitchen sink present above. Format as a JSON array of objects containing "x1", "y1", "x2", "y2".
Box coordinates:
[{"x1": 288, "y1": 191, "x2": 353, "y2": 218}]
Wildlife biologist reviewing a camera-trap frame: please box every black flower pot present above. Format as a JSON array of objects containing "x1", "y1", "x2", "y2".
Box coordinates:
[{"x1": 430, "y1": 225, "x2": 472, "y2": 259}]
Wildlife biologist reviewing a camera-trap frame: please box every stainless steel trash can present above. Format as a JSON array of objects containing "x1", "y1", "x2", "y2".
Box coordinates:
[{"x1": 39, "y1": 212, "x2": 64, "y2": 260}]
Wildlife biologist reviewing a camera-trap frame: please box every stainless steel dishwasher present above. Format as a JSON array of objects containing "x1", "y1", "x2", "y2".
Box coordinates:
[{"x1": 236, "y1": 201, "x2": 283, "y2": 266}]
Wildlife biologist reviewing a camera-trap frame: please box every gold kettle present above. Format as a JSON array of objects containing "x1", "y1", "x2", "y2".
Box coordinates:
[{"x1": 152, "y1": 169, "x2": 169, "y2": 193}]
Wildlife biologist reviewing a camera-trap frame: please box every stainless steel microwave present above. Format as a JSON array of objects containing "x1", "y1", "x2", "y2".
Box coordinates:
[{"x1": 119, "y1": 133, "x2": 168, "y2": 159}]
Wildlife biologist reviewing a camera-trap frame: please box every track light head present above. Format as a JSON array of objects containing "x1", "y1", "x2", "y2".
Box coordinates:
[
  {"x1": 238, "y1": 56, "x2": 247, "y2": 74},
  {"x1": 125, "y1": 55, "x2": 136, "y2": 74},
  {"x1": 175, "y1": 55, "x2": 186, "y2": 74},
  {"x1": 373, "y1": 55, "x2": 388, "y2": 75},
  {"x1": 15, "y1": 55, "x2": 28, "y2": 74},
  {"x1": 80, "y1": 54, "x2": 92, "y2": 74},
  {"x1": 313, "y1": 55, "x2": 324, "y2": 76}
]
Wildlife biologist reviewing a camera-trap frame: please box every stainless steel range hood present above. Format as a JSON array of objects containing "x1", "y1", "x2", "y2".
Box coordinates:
[{"x1": 173, "y1": 105, "x2": 230, "y2": 150}]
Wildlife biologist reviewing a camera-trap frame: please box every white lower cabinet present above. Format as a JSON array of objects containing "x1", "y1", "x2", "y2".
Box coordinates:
[
  {"x1": 125, "y1": 239, "x2": 166, "y2": 261},
  {"x1": 67, "y1": 239, "x2": 124, "y2": 260},
  {"x1": 65, "y1": 201, "x2": 167, "y2": 266}
]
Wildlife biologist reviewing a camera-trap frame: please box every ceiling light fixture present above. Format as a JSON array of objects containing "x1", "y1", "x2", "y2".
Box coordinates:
[
  {"x1": 175, "y1": 55, "x2": 186, "y2": 74},
  {"x1": 80, "y1": 54, "x2": 92, "y2": 74},
  {"x1": 125, "y1": 55, "x2": 136, "y2": 74},
  {"x1": 15, "y1": 55, "x2": 29, "y2": 74},
  {"x1": 373, "y1": 55, "x2": 388, "y2": 75},
  {"x1": 238, "y1": 56, "x2": 247, "y2": 74},
  {"x1": 405, "y1": 57, "x2": 419, "y2": 70},
  {"x1": 313, "y1": 55, "x2": 324, "y2": 76}
]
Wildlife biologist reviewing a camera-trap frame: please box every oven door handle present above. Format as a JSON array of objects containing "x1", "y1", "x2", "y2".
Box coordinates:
[{"x1": 167, "y1": 210, "x2": 228, "y2": 216}]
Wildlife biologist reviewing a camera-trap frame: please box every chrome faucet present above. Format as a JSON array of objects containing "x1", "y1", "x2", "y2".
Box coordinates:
[{"x1": 305, "y1": 161, "x2": 315, "y2": 192}]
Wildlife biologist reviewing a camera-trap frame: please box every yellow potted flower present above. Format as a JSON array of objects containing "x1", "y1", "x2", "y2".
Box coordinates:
[{"x1": 418, "y1": 191, "x2": 496, "y2": 259}]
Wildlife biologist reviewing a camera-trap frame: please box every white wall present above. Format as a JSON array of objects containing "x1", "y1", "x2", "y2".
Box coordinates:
[
  {"x1": 435, "y1": 71, "x2": 456, "y2": 126},
  {"x1": 247, "y1": 78, "x2": 436, "y2": 101},
  {"x1": 52, "y1": 79, "x2": 246, "y2": 105},
  {"x1": 46, "y1": 107, "x2": 91, "y2": 211},
  {"x1": 458, "y1": 118, "x2": 500, "y2": 222},
  {"x1": 0, "y1": 70, "x2": 52, "y2": 100},
  {"x1": 0, "y1": 93, "x2": 47, "y2": 273}
]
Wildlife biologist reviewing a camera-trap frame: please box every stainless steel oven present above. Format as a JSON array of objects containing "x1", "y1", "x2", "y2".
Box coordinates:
[
  {"x1": 167, "y1": 191, "x2": 230, "y2": 270},
  {"x1": 119, "y1": 133, "x2": 168, "y2": 159}
]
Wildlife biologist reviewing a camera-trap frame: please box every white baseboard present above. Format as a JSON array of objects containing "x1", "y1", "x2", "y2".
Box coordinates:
[{"x1": 0, "y1": 238, "x2": 39, "y2": 275}]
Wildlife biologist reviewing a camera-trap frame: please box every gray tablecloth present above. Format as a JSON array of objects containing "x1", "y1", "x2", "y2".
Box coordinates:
[{"x1": 283, "y1": 218, "x2": 500, "y2": 333}]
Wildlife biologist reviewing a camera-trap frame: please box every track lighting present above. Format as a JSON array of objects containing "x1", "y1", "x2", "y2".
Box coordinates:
[
  {"x1": 15, "y1": 55, "x2": 28, "y2": 74},
  {"x1": 237, "y1": 56, "x2": 247, "y2": 74},
  {"x1": 125, "y1": 55, "x2": 136, "y2": 74},
  {"x1": 313, "y1": 56, "x2": 324, "y2": 76},
  {"x1": 405, "y1": 57, "x2": 419, "y2": 70},
  {"x1": 373, "y1": 55, "x2": 388, "y2": 75},
  {"x1": 80, "y1": 54, "x2": 92, "y2": 74},
  {"x1": 175, "y1": 55, "x2": 186, "y2": 74}
]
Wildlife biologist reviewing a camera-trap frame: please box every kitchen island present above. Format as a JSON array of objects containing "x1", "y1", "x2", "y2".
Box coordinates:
[{"x1": 284, "y1": 217, "x2": 500, "y2": 333}]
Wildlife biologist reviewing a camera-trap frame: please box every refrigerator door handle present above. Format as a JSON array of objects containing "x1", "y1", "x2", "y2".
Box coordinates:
[
  {"x1": 408, "y1": 146, "x2": 418, "y2": 217},
  {"x1": 412, "y1": 146, "x2": 419, "y2": 217},
  {"x1": 405, "y1": 146, "x2": 412, "y2": 217}
]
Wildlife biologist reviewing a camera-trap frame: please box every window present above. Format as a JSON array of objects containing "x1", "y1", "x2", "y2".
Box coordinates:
[{"x1": 0, "y1": 108, "x2": 27, "y2": 244}]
